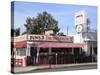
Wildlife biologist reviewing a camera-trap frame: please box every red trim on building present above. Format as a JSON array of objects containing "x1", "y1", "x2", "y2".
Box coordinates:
[
  {"x1": 15, "y1": 41, "x2": 27, "y2": 48},
  {"x1": 37, "y1": 43, "x2": 84, "y2": 48},
  {"x1": 14, "y1": 41, "x2": 84, "y2": 48}
]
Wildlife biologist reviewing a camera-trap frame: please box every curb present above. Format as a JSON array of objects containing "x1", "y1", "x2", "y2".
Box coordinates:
[
  {"x1": 33, "y1": 63, "x2": 97, "y2": 70},
  {"x1": 14, "y1": 63, "x2": 97, "y2": 73}
]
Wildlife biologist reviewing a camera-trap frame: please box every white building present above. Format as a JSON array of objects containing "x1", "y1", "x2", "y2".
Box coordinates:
[{"x1": 72, "y1": 31, "x2": 97, "y2": 56}]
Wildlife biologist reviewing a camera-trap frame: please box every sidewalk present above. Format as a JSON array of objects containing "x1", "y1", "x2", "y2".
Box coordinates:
[{"x1": 14, "y1": 63, "x2": 97, "y2": 73}]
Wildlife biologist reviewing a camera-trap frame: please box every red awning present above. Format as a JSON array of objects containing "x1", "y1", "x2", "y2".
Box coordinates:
[
  {"x1": 14, "y1": 42, "x2": 84, "y2": 48},
  {"x1": 14, "y1": 41, "x2": 27, "y2": 48},
  {"x1": 36, "y1": 43, "x2": 84, "y2": 48}
]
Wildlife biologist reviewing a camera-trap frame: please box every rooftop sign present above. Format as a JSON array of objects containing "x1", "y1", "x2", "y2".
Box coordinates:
[{"x1": 75, "y1": 10, "x2": 86, "y2": 25}]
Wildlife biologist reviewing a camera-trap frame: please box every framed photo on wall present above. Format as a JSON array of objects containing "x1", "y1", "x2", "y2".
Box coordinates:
[{"x1": 11, "y1": 1, "x2": 97, "y2": 74}]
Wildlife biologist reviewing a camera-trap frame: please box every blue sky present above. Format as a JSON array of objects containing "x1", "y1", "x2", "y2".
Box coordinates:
[{"x1": 11, "y1": 1, "x2": 97, "y2": 35}]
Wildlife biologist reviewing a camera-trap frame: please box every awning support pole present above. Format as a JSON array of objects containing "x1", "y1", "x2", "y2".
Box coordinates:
[
  {"x1": 92, "y1": 41, "x2": 94, "y2": 62},
  {"x1": 72, "y1": 48, "x2": 75, "y2": 64},
  {"x1": 79, "y1": 48, "x2": 82, "y2": 54},
  {"x1": 72, "y1": 48, "x2": 74, "y2": 55},
  {"x1": 27, "y1": 45, "x2": 30, "y2": 56},
  {"x1": 49, "y1": 48, "x2": 52, "y2": 68},
  {"x1": 56, "y1": 53, "x2": 58, "y2": 65},
  {"x1": 14, "y1": 48, "x2": 16, "y2": 66},
  {"x1": 36, "y1": 47, "x2": 40, "y2": 64},
  {"x1": 49, "y1": 48, "x2": 51, "y2": 55}
]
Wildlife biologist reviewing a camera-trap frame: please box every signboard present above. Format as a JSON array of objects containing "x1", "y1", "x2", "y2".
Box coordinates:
[
  {"x1": 28, "y1": 35, "x2": 46, "y2": 41},
  {"x1": 75, "y1": 10, "x2": 86, "y2": 25},
  {"x1": 13, "y1": 34, "x2": 73, "y2": 43},
  {"x1": 46, "y1": 36, "x2": 73, "y2": 42},
  {"x1": 76, "y1": 25, "x2": 83, "y2": 33},
  {"x1": 13, "y1": 34, "x2": 27, "y2": 42}
]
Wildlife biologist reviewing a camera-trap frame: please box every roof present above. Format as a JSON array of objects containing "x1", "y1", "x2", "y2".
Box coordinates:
[{"x1": 82, "y1": 32, "x2": 97, "y2": 41}]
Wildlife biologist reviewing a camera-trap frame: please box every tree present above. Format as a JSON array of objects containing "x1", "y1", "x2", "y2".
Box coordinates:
[
  {"x1": 11, "y1": 29, "x2": 14, "y2": 37},
  {"x1": 57, "y1": 32, "x2": 66, "y2": 36},
  {"x1": 15, "y1": 28, "x2": 20, "y2": 36},
  {"x1": 24, "y1": 17, "x2": 33, "y2": 34},
  {"x1": 11, "y1": 28, "x2": 20, "y2": 37},
  {"x1": 23, "y1": 11, "x2": 60, "y2": 35}
]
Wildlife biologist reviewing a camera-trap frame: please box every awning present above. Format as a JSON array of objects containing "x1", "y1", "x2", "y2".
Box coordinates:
[
  {"x1": 14, "y1": 41, "x2": 27, "y2": 48},
  {"x1": 14, "y1": 42, "x2": 84, "y2": 48},
  {"x1": 36, "y1": 42, "x2": 84, "y2": 48}
]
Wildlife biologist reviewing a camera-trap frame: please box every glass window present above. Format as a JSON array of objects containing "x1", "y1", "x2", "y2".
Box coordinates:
[{"x1": 16, "y1": 48, "x2": 26, "y2": 56}]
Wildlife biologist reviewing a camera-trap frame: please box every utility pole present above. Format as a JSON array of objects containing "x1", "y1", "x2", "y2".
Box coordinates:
[{"x1": 67, "y1": 25, "x2": 69, "y2": 35}]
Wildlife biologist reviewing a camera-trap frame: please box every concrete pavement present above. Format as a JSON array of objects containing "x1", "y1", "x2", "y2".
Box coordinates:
[{"x1": 13, "y1": 63, "x2": 97, "y2": 73}]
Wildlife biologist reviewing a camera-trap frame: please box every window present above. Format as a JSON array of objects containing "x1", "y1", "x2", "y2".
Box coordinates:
[{"x1": 16, "y1": 48, "x2": 26, "y2": 56}]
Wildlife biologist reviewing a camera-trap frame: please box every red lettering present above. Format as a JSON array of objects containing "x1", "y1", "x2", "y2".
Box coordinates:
[
  {"x1": 47, "y1": 36, "x2": 52, "y2": 40},
  {"x1": 29, "y1": 35, "x2": 72, "y2": 42}
]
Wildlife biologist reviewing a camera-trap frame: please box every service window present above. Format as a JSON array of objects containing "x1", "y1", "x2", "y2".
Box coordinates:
[{"x1": 16, "y1": 48, "x2": 26, "y2": 56}]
